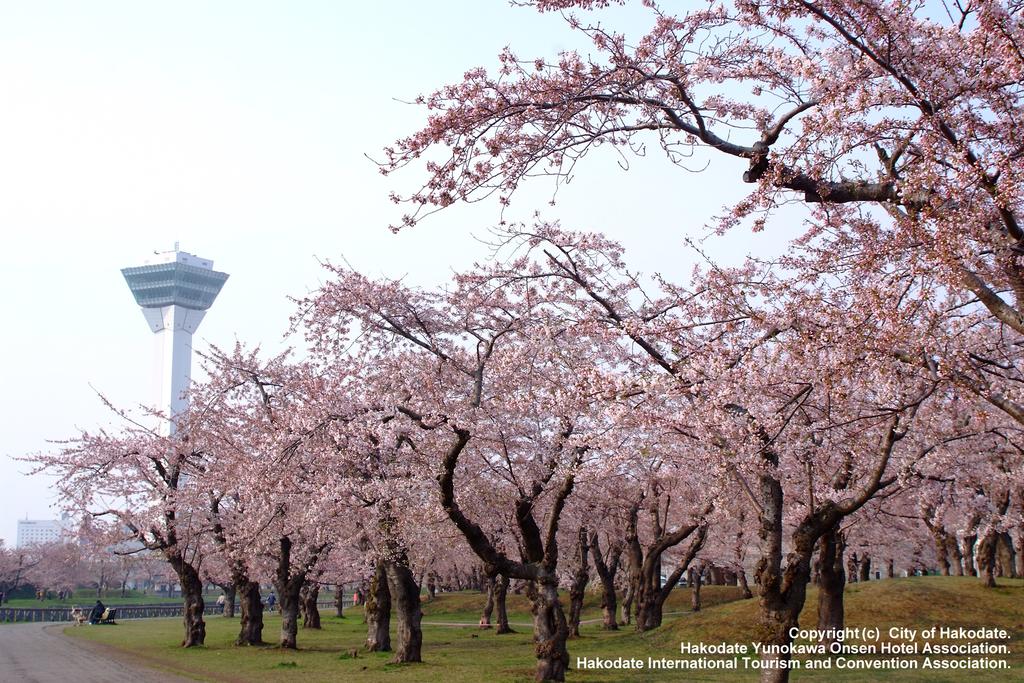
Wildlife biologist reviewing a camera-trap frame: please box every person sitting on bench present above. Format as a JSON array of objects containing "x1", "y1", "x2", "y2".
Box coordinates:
[{"x1": 88, "y1": 600, "x2": 105, "y2": 625}]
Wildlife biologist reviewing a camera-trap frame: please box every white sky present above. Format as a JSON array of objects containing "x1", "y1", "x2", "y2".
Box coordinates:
[{"x1": 0, "y1": 1, "x2": 788, "y2": 545}]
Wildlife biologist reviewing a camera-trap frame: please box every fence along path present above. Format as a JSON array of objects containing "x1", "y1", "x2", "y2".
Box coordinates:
[{"x1": 0, "y1": 599, "x2": 345, "y2": 623}]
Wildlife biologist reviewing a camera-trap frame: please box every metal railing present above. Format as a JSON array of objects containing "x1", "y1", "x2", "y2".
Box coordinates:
[
  {"x1": 0, "y1": 604, "x2": 182, "y2": 623},
  {"x1": 0, "y1": 598, "x2": 351, "y2": 624}
]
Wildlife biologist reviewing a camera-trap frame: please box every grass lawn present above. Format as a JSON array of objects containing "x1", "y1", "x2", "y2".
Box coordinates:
[
  {"x1": 4, "y1": 590, "x2": 189, "y2": 609},
  {"x1": 64, "y1": 577, "x2": 1024, "y2": 682}
]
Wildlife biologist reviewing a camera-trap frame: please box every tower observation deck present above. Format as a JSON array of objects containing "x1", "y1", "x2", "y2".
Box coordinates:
[{"x1": 122, "y1": 248, "x2": 228, "y2": 434}]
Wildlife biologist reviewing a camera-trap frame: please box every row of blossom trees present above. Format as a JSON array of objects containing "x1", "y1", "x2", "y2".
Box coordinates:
[
  {"x1": 371, "y1": 1, "x2": 1024, "y2": 680},
  {"x1": 30, "y1": 2, "x2": 1024, "y2": 682},
  {"x1": 29, "y1": 223, "x2": 1024, "y2": 681},
  {"x1": 0, "y1": 531, "x2": 166, "y2": 602}
]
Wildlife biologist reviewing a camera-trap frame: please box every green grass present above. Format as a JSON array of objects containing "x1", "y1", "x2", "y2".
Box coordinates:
[
  {"x1": 64, "y1": 577, "x2": 1024, "y2": 682},
  {"x1": 419, "y1": 583, "x2": 744, "y2": 624},
  {"x1": 4, "y1": 590, "x2": 188, "y2": 609}
]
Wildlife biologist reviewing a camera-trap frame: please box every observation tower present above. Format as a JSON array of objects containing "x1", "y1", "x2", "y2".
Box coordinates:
[{"x1": 121, "y1": 245, "x2": 228, "y2": 434}]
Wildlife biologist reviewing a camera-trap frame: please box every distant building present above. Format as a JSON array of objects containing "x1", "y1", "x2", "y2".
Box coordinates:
[{"x1": 16, "y1": 518, "x2": 68, "y2": 547}]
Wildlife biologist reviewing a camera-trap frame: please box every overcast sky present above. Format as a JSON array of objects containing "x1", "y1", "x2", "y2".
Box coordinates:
[{"x1": 0, "y1": 1, "x2": 787, "y2": 545}]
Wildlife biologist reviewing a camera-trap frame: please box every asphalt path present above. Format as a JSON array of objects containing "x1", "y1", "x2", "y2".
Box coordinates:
[
  {"x1": 0, "y1": 622, "x2": 197, "y2": 683},
  {"x1": 0, "y1": 611, "x2": 696, "y2": 681}
]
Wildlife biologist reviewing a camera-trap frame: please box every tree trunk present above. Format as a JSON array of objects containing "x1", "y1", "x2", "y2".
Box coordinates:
[
  {"x1": 236, "y1": 577, "x2": 264, "y2": 646},
  {"x1": 738, "y1": 568, "x2": 753, "y2": 599},
  {"x1": 365, "y1": 561, "x2": 392, "y2": 652},
  {"x1": 924, "y1": 510, "x2": 951, "y2": 576},
  {"x1": 997, "y1": 532, "x2": 1017, "y2": 578},
  {"x1": 180, "y1": 577, "x2": 206, "y2": 646},
  {"x1": 846, "y1": 552, "x2": 859, "y2": 583},
  {"x1": 480, "y1": 574, "x2": 494, "y2": 628},
  {"x1": 301, "y1": 582, "x2": 321, "y2": 629},
  {"x1": 689, "y1": 566, "x2": 702, "y2": 612},
  {"x1": 815, "y1": 527, "x2": 845, "y2": 647},
  {"x1": 277, "y1": 581, "x2": 302, "y2": 648},
  {"x1": 385, "y1": 559, "x2": 423, "y2": 663},
  {"x1": 977, "y1": 529, "x2": 999, "y2": 588},
  {"x1": 96, "y1": 564, "x2": 107, "y2": 598},
  {"x1": 221, "y1": 583, "x2": 237, "y2": 618},
  {"x1": 599, "y1": 585, "x2": 618, "y2": 630},
  {"x1": 471, "y1": 565, "x2": 483, "y2": 592},
  {"x1": 495, "y1": 573, "x2": 513, "y2": 634},
  {"x1": 620, "y1": 578, "x2": 634, "y2": 626},
  {"x1": 334, "y1": 585, "x2": 345, "y2": 617},
  {"x1": 634, "y1": 578, "x2": 661, "y2": 630},
  {"x1": 948, "y1": 538, "x2": 964, "y2": 576},
  {"x1": 635, "y1": 525, "x2": 706, "y2": 631},
  {"x1": 754, "y1": 470, "x2": 820, "y2": 683},
  {"x1": 758, "y1": 555, "x2": 812, "y2": 683},
  {"x1": 1016, "y1": 530, "x2": 1024, "y2": 578},
  {"x1": 589, "y1": 532, "x2": 620, "y2": 630},
  {"x1": 567, "y1": 527, "x2": 589, "y2": 638},
  {"x1": 527, "y1": 579, "x2": 569, "y2": 682},
  {"x1": 963, "y1": 530, "x2": 978, "y2": 576},
  {"x1": 934, "y1": 530, "x2": 951, "y2": 575},
  {"x1": 426, "y1": 573, "x2": 436, "y2": 600},
  {"x1": 858, "y1": 555, "x2": 871, "y2": 582},
  {"x1": 168, "y1": 555, "x2": 206, "y2": 648},
  {"x1": 271, "y1": 535, "x2": 325, "y2": 649},
  {"x1": 625, "y1": 498, "x2": 706, "y2": 633},
  {"x1": 567, "y1": 583, "x2": 585, "y2": 637}
]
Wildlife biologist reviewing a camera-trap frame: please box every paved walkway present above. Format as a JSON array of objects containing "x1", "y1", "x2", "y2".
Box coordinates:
[
  {"x1": 0, "y1": 622, "x2": 197, "y2": 683},
  {"x1": 0, "y1": 611, "x2": 699, "y2": 681}
]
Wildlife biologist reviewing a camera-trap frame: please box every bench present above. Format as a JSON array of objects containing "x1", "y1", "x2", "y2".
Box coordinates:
[{"x1": 96, "y1": 608, "x2": 117, "y2": 625}]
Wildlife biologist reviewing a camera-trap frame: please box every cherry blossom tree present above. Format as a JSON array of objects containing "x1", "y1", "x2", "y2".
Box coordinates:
[
  {"x1": 0, "y1": 541, "x2": 40, "y2": 601},
  {"x1": 300, "y1": 361, "x2": 444, "y2": 662},
  {"x1": 586, "y1": 511, "x2": 627, "y2": 630},
  {"x1": 29, "y1": 404, "x2": 210, "y2": 646},
  {"x1": 299, "y1": 259, "x2": 641, "y2": 681},
  {"x1": 459, "y1": 225, "x2": 999, "y2": 682},
  {"x1": 384, "y1": 0, "x2": 1024, "y2": 431},
  {"x1": 184, "y1": 345, "x2": 346, "y2": 650},
  {"x1": 908, "y1": 411, "x2": 1024, "y2": 586},
  {"x1": 21, "y1": 540, "x2": 82, "y2": 599}
]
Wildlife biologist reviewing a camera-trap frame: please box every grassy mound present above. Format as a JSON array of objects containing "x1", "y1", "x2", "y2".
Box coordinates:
[
  {"x1": 650, "y1": 576, "x2": 1024, "y2": 648},
  {"x1": 63, "y1": 577, "x2": 1024, "y2": 682},
  {"x1": 419, "y1": 584, "x2": 745, "y2": 624}
]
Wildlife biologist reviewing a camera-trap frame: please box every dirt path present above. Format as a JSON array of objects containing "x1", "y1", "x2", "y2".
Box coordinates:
[{"x1": 0, "y1": 622, "x2": 198, "y2": 683}]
